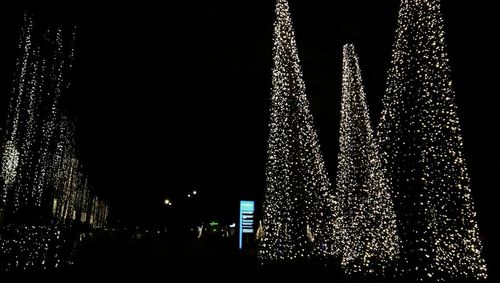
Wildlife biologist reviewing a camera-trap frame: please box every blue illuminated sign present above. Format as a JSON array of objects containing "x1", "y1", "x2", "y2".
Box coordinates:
[{"x1": 239, "y1": 200, "x2": 255, "y2": 249}]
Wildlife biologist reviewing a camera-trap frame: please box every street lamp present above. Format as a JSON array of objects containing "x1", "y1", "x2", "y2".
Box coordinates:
[{"x1": 164, "y1": 199, "x2": 172, "y2": 206}]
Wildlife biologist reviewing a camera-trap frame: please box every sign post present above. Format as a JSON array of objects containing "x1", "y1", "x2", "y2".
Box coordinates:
[{"x1": 239, "y1": 200, "x2": 255, "y2": 250}]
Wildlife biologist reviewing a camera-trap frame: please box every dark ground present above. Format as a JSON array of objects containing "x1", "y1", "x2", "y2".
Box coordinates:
[
  {"x1": 55, "y1": 233, "x2": 491, "y2": 283},
  {"x1": 69, "y1": 234, "x2": 341, "y2": 282}
]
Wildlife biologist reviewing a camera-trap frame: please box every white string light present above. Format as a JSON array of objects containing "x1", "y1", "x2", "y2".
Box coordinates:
[
  {"x1": 259, "y1": 0, "x2": 334, "y2": 261},
  {"x1": 0, "y1": 225, "x2": 68, "y2": 271},
  {"x1": 333, "y1": 44, "x2": 400, "y2": 276},
  {"x1": 378, "y1": 0, "x2": 487, "y2": 280},
  {"x1": 0, "y1": 14, "x2": 109, "y2": 270}
]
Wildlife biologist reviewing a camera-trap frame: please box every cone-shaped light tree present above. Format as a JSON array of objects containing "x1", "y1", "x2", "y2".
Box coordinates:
[
  {"x1": 333, "y1": 44, "x2": 400, "y2": 275},
  {"x1": 258, "y1": 0, "x2": 334, "y2": 261},
  {"x1": 378, "y1": 0, "x2": 488, "y2": 280}
]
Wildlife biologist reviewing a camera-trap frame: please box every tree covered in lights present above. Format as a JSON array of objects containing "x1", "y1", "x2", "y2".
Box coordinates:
[
  {"x1": 377, "y1": 0, "x2": 488, "y2": 280},
  {"x1": 0, "y1": 13, "x2": 110, "y2": 272},
  {"x1": 0, "y1": 13, "x2": 108, "y2": 228},
  {"x1": 333, "y1": 44, "x2": 400, "y2": 275},
  {"x1": 258, "y1": 0, "x2": 334, "y2": 261},
  {"x1": 0, "y1": 14, "x2": 76, "y2": 219}
]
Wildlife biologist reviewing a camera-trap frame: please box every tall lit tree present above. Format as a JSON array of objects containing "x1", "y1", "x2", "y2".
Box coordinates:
[
  {"x1": 333, "y1": 44, "x2": 400, "y2": 275},
  {"x1": 0, "y1": 13, "x2": 109, "y2": 272},
  {"x1": 0, "y1": 14, "x2": 107, "y2": 228},
  {"x1": 1, "y1": 15, "x2": 40, "y2": 213},
  {"x1": 378, "y1": 0, "x2": 488, "y2": 280},
  {"x1": 258, "y1": 0, "x2": 334, "y2": 261},
  {"x1": 2, "y1": 18, "x2": 69, "y2": 217}
]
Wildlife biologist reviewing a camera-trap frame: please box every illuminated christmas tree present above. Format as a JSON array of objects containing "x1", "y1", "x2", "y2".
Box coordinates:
[
  {"x1": 333, "y1": 44, "x2": 400, "y2": 275},
  {"x1": 378, "y1": 0, "x2": 488, "y2": 280},
  {"x1": 258, "y1": 0, "x2": 334, "y2": 261}
]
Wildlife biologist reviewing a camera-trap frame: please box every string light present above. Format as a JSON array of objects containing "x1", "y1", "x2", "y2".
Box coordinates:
[
  {"x1": 0, "y1": 14, "x2": 73, "y2": 215},
  {"x1": 0, "y1": 225, "x2": 69, "y2": 271},
  {"x1": 0, "y1": 13, "x2": 109, "y2": 270},
  {"x1": 378, "y1": 0, "x2": 487, "y2": 280},
  {"x1": 333, "y1": 44, "x2": 400, "y2": 276},
  {"x1": 49, "y1": 117, "x2": 109, "y2": 228},
  {"x1": 258, "y1": 0, "x2": 334, "y2": 261},
  {"x1": 0, "y1": 13, "x2": 108, "y2": 226},
  {"x1": 1, "y1": 14, "x2": 36, "y2": 212}
]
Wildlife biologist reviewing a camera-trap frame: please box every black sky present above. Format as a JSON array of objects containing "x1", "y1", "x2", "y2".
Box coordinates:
[{"x1": 1, "y1": 0, "x2": 498, "y2": 258}]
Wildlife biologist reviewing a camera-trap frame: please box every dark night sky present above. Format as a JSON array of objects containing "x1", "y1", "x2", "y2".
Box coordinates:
[{"x1": 1, "y1": 0, "x2": 498, "y2": 254}]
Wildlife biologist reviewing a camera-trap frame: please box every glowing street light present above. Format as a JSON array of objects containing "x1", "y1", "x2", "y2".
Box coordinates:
[
  {"x1": 164, "y1": 199, "x2": 172, "y2": 206},
  {"x1": 193, "y1": 190, "x2": 197, "y2": 195}
]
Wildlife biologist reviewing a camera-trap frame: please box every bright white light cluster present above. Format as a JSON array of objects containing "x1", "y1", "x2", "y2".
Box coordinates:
[
  {"x1": 378, "y1": 0, "x2": 487, "y2": 280},
  {"x1": 1, "y1": 140, "x2": 19, "y2": 188},
  {"x1": 333, "y1": 44, "x2": 400, "y2": 275},
  {"x1": 259, "y1": 0, "x2": 334, "y2": 261}
]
